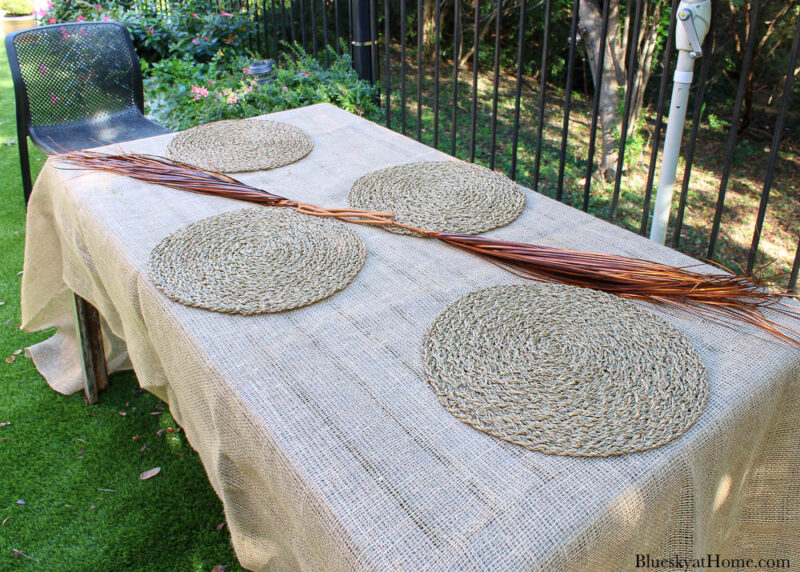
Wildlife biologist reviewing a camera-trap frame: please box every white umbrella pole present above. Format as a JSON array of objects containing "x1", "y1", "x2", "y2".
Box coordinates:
[{"x1": 650, "y1": 0, "x2": 711, "y2": 244}]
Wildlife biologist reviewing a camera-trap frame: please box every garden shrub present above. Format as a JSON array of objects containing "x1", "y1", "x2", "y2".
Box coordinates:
[
  {"x1": 41, "y1": 1, "x2": 381, "y2": 130},
  {"x1": 111, "y1": 7, "x2": 255, "y2": 63},
  {"x1": 143, "y1": 44, "x2": 382, "y2": 131},
  {"x1": 44, "y1": 0, "x2": 103, "y2": 24},
  {"x1": 44, "y1": 1, "x2": 255, "y2": 64},
  {"x1": 1, "y1": 0, "x2": 33, "y2": 15}
]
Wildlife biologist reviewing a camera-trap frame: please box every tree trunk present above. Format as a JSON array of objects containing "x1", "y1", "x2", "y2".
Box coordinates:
[
  {"x1": 608, "y1": 0, "x2": 626, "y2": 85},
  {"x1": 627, "y1": 1, "x2": 660, "y2": 139},
  {"x1": 459, "y1": 0, "x2": 497, "y2": 68},
  {"x1": 733, "y1": 1, "x2": 792, "y2": 133},
  {"x1": 423, "y1": 0, "x2": 436, "y2": 58},
  {"x1": 580, "y1": 0, "x2": 620, "y2": 180},
  {"x1": 741, "y1": 65, "x2": 755, "y2": 132}
]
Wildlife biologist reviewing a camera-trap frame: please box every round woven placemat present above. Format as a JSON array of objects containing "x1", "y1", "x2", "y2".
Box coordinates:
[
  {"x1": 167, "y1": 119, "x2": 313, "y2": 172},
  {"x1": 148, "y1": 208, "x2": 366, "y2": 314},
  {"x1": 422, "y1": 283, "x2": 708, "y2": 457},
  {"x1": 348, "y1": 161, "x2": 526, "y2": 236}
]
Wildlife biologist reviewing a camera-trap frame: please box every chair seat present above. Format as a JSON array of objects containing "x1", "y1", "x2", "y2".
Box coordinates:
[{"x1": 29, "y1": 109, "x2": 171, "y2": 154}]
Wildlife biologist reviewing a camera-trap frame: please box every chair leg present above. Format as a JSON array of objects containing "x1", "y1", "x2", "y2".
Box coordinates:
[
  {"x1": 17, "y1": 131, "x2": 33, "y2": 206},
  {"x1": 73, "y1": 294, "x2": 108, "y2": 404}
]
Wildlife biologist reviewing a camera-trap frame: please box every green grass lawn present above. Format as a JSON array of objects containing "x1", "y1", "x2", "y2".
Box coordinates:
[{"x1": 0, "y1": 41, "x2": 244, "y2": 571}]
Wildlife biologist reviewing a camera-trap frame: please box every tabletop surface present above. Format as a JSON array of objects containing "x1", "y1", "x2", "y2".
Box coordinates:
[{"x1": 21, "y1": 103, "x2": 800, "y2": 571}]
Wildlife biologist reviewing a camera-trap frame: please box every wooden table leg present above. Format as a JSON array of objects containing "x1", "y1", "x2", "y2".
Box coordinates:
[{"x1": 73, "y1": 293, "x2": 108, "y2": 404}]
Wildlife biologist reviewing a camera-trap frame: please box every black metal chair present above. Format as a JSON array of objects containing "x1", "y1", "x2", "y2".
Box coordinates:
[
  {"x1": 6, "y1": 22, "x2": 171, "y2": 404},
  {"x1": 5, "y1": 21, "x2": 171, "y2": 204}
]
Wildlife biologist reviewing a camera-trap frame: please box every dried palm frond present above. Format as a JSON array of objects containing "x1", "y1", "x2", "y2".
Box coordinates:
[{"x1": 57, "y1": 150, "x2": 800, "y2": 347}]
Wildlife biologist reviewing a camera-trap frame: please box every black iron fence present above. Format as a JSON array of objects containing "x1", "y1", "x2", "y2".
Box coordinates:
[{"x1": 145, "y1": 0, "x2": 800, "y2": 292}]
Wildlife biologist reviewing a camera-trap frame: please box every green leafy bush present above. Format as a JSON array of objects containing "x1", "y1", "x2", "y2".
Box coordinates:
[
  {"x1": 113, "y1": 7, "x2": 255, "y2": 63},
  {"x1": 44, "y1": 1, "x2": 256, "y2": 64},
  {"x1": 0, "y1": 0, "x2": 33, "y2": 15},
  {"x1": 143, "y1": 44, "x2": 382, "y2": 131},
  {"x1": 44, "y1": 0, "x2": 100, "y2": 23}
]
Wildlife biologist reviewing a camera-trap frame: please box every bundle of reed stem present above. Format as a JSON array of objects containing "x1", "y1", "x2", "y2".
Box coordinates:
[{"x1": 57, "y1": 151, "x2": 800, "y2": 347}]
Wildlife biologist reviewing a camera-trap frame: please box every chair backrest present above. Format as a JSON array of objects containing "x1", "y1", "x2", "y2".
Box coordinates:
[{"x1": 5, "y1": 22, "x2": 145, "y2": 134}]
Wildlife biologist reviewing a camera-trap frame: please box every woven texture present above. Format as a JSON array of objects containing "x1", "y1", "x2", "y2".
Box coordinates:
[
  {"x1": 348, "y1": 160, "x2": 525, "y2": 235},
  {"x1": 21, "y1": 105, "x2": 800, "y2": 571},
  {"x1": 148, "y1": 208, "x2": 366, "y2": 314},
  {"x1": 423, "y1": 283, "x2": 708, "y2": 457},
  {"x1": 167, "y1": 118, "x2": 313, "y2": 172}
]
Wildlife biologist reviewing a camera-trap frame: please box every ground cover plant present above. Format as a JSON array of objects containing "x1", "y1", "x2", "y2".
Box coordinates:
[{"x1": 0, "y1": 41, "x2": 244, "y2": 571}]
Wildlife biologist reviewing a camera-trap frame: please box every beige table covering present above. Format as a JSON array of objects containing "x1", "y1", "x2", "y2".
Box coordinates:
[{"x1": 21, "y1": 104, "x2": 800, "y2": 571}]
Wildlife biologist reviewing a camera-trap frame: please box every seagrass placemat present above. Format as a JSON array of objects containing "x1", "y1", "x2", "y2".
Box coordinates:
[
  {"x1": 167, "y1": 119, "x2": 313, "y2": 172},
  {"x1": 348, "y1": 161, "x2": 526, "y2": 236},
  {"x1": 148, "y1": 208, "x2": 366, "y2": 314},
  {"x1": 422, "y1": 283, "x2": 708, "y2": 457}
]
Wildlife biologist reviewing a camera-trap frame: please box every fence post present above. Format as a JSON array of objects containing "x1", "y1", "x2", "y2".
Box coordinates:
[{"x1": 350, "y1": 0, "x2": 377, "y2": 82}]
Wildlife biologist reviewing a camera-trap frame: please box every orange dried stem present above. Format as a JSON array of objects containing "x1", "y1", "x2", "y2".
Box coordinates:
[{"x1": 55, "y1": 150, "x2": 800, "y2": 347}]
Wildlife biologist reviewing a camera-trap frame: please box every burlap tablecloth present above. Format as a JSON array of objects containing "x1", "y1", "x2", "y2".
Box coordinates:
[{"x1": 21, "y1": 104, "x2": 800, "y2": 571}]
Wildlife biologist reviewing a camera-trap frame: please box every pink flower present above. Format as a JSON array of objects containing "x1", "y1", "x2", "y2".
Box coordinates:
[
  {"x1": 191, "y1": 85, "x2": 209, "y2": 100},
  {"x1": 145, "y1": 25, "x2": 154, "y2": 35},
  {"x1": 101, "y1": 16, "x2": 110, "y2": 21},
  {"x1": 191, "y1": 13, "x2": 199, "y2": 18},
  {"x1": 227, "y1": 93, "x2": 239, "y2": 104},
  {"x1": 299, "y1": 71, "x2": 310, "y2": 78},
  {"x1": 39, "y1": 63, "x2": 48, "y2": 75},
  {"x1": 202, "y1": 35, "x2": 208, "y2": 40},
  {"x1": 220, "y1": 11, "x2": 231, "y2": 17},
  {"x1": 95, "y1": 3, "x2": 101, "y2": 10},
  {"x1": 281, "y1": 86, "x2": 289, "y2": 92},
  {"x1": 48, "y1": 17, "x2": 56, "y2": 23},
  {"x1": 76, "y1": 15, "x2": 85, "y2": 22},
  {"x1": 192, "y1": 38, "x2": 200, "y2": 45},
  {"x1": 50, "y1": 92, "x2": 59, "y2": 105}
]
